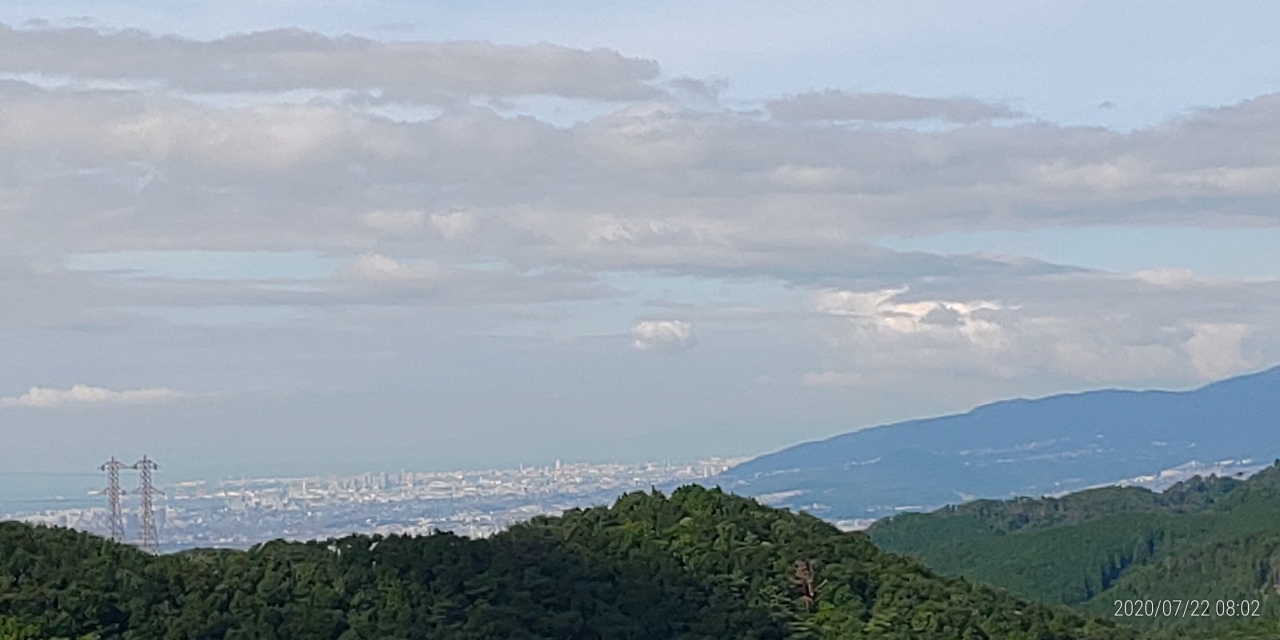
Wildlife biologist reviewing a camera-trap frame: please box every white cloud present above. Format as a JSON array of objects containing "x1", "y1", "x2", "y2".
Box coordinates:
[
  {"x1": 631, "y1": 320, "x2": 696, "y2": 352},
  {"x1": 361, "y1": 210, "x2": 425, "y2": 233},
  {"x1": 768, "y1": 90, "x2": 1020, "y2": 123},
  {"x1": 768, "y1": 165, "x2": 844, "y2": 188},
  {"x1": 430, "y1": 211, "x2": 475, "y2": 240},
  {"x1": 801, "y1": 371, "x2": 863, "y2": 387},
  {"x1": 347, "y1": 253, "x2": 437, "y2": 281},
  {"x1": 1184, "y1": 322, "x2": 1254, "y2": 379},
  {"x1": 814, "y1": 288, "x2": 909, "y2": 318},
  {"x1": 578, "y1": 103, "x2": 710, "y2": 169},
  {"x1": 813, "y1": 287, "x2": 1005, "y2": 346},
  {"x1": 1131, "y1": 268, "x2": 1201, "y2": 288},
  {"x1": 799, "y1": 271, "x2": 1280, "y2": 387},
  {"x1": 1, "y1": 384, "x2": 184, "y2": 408},
  {"x1": 0, "y1": 89, "x2": 372, "y2": 170}
]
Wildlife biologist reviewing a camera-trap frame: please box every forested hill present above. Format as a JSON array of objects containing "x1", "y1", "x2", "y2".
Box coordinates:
[
  {"x1": 868, "y1": 463, "x2": 1280, "y2": 638},
  {"x1": 0, "y1": 487, "x2": 1132, "y2": 640}
]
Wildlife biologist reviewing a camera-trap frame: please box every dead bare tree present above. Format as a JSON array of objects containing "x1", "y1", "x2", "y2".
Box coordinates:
[{"x1": 789, "y1": 559, "x2": 821, "y2": 611}]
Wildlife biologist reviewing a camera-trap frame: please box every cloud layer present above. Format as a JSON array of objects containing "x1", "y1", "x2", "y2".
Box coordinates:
[
  {"x1": 1, "y1": 385, "x2": 184, "y2": 408},
  {"x1": 0, "y1": 23, "x2": 1277, "y2": 472},
  {"x1": 806, "y1": 276, "x2": 1272, "y2": 384},
  {"x1": 768, "y1": 90, "x2": 1020, "y2": 123},
  {"x1": 0, "y1": 25, "x2": 664, "y2": 102},
  {"x1": 4, "y1": 68, "x2": 1279, "y2": 272}
]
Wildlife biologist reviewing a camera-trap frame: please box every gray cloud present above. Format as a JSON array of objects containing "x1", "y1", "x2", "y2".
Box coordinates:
[
  {"x1": 767, "y1": 90, "x2": 1021, "y2": 123},
  {"x1": 0, "y1": 24, "x2": 664, "y2": 102},
  {"x1": 4, "y1": 70, "x2": 1280, "y2": 273},
  {"x1": 1, "y1": 25, "x2": 1278, "y2": 416}
]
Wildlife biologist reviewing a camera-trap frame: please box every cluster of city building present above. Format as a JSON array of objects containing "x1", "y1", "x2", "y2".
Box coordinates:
[{"x1": 12, "y1": 458, "x2": 743, "y2": 552}]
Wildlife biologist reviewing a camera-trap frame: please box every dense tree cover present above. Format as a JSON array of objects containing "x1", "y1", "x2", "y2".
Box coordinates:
[
  {"x1": 867, "y1": 462, "x2": 1280, "y2": 638},
  {"x1": 0, "y1": 486, "x2": 1132, "y2": 639}
]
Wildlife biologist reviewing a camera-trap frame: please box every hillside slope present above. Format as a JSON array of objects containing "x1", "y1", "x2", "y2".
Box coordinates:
[
  {"x1": 867, "y1": 463, "x2": 1280, "y2": 638},
  {"x1": 718, "y1": 366, "x2": 1280, "y2": 518},
  {"x1": 0, "y1": 487, "x2": 1131, "y2": 639}
]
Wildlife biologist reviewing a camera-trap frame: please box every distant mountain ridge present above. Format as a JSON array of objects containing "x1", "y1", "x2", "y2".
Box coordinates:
[{"x1": 717, "y1": 366, "x2": 1280, "y2": 519}]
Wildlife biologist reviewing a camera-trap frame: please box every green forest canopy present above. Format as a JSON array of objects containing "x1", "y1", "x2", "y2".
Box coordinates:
[
  {"x1": 868, "y1": 462, "x2": 1280, "y2": 638},
  {"x1": 1, "y1": 486, "x2": 1131, "y2": 640}
]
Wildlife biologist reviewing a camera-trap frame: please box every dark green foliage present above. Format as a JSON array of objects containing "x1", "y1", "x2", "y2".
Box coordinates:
[
  {"x1": 867, "y1": 462, "x2": 1280, "y2": 638},
  {"x1": 0, "y1": 487, "x2": 1130, "y2": 639}
]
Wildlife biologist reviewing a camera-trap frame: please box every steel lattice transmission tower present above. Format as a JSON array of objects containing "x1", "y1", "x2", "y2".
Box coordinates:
[
  {"x1": 132, "y1": 456, "x2": 162, "y2": 554},
  {"x1": 98, "y1": 457, "x2": 128, "y2": 542}
]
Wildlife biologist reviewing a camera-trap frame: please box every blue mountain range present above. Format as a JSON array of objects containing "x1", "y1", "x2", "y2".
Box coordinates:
[{"x1": 717, "y1": 366, "x2": 1280, "y2": 520}]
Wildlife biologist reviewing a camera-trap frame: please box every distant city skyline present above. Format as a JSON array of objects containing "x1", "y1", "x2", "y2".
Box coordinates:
[
  {"x1": 8, "y1": 457, "x2": 743, "y2": 549},
  {"x1": 3, "y1": 2, "x2": 1280, "y2": 486}
]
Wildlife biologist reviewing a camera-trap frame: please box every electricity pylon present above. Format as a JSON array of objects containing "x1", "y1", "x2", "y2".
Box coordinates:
[
  {"x1": 132, "y1": 456, "x2": 162, "y2": 554},
  {"x1": 98, "y1": 457, "x2": 128, "y2": 542}
]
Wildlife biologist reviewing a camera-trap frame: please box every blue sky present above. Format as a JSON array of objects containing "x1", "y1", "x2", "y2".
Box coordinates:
[{"x1": 2, "y1": 1, "x2": 1280, "y2": 492}]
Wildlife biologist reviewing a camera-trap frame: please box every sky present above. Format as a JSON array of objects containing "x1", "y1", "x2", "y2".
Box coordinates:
[{"x1": 3, "y1": 1, "x2": 1280, "y2": 496}]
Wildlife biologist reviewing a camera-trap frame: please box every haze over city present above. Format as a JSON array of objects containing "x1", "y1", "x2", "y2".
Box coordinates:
[{"x1": 4, "y1": 0, "x2": 1280, "y2": 504}]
